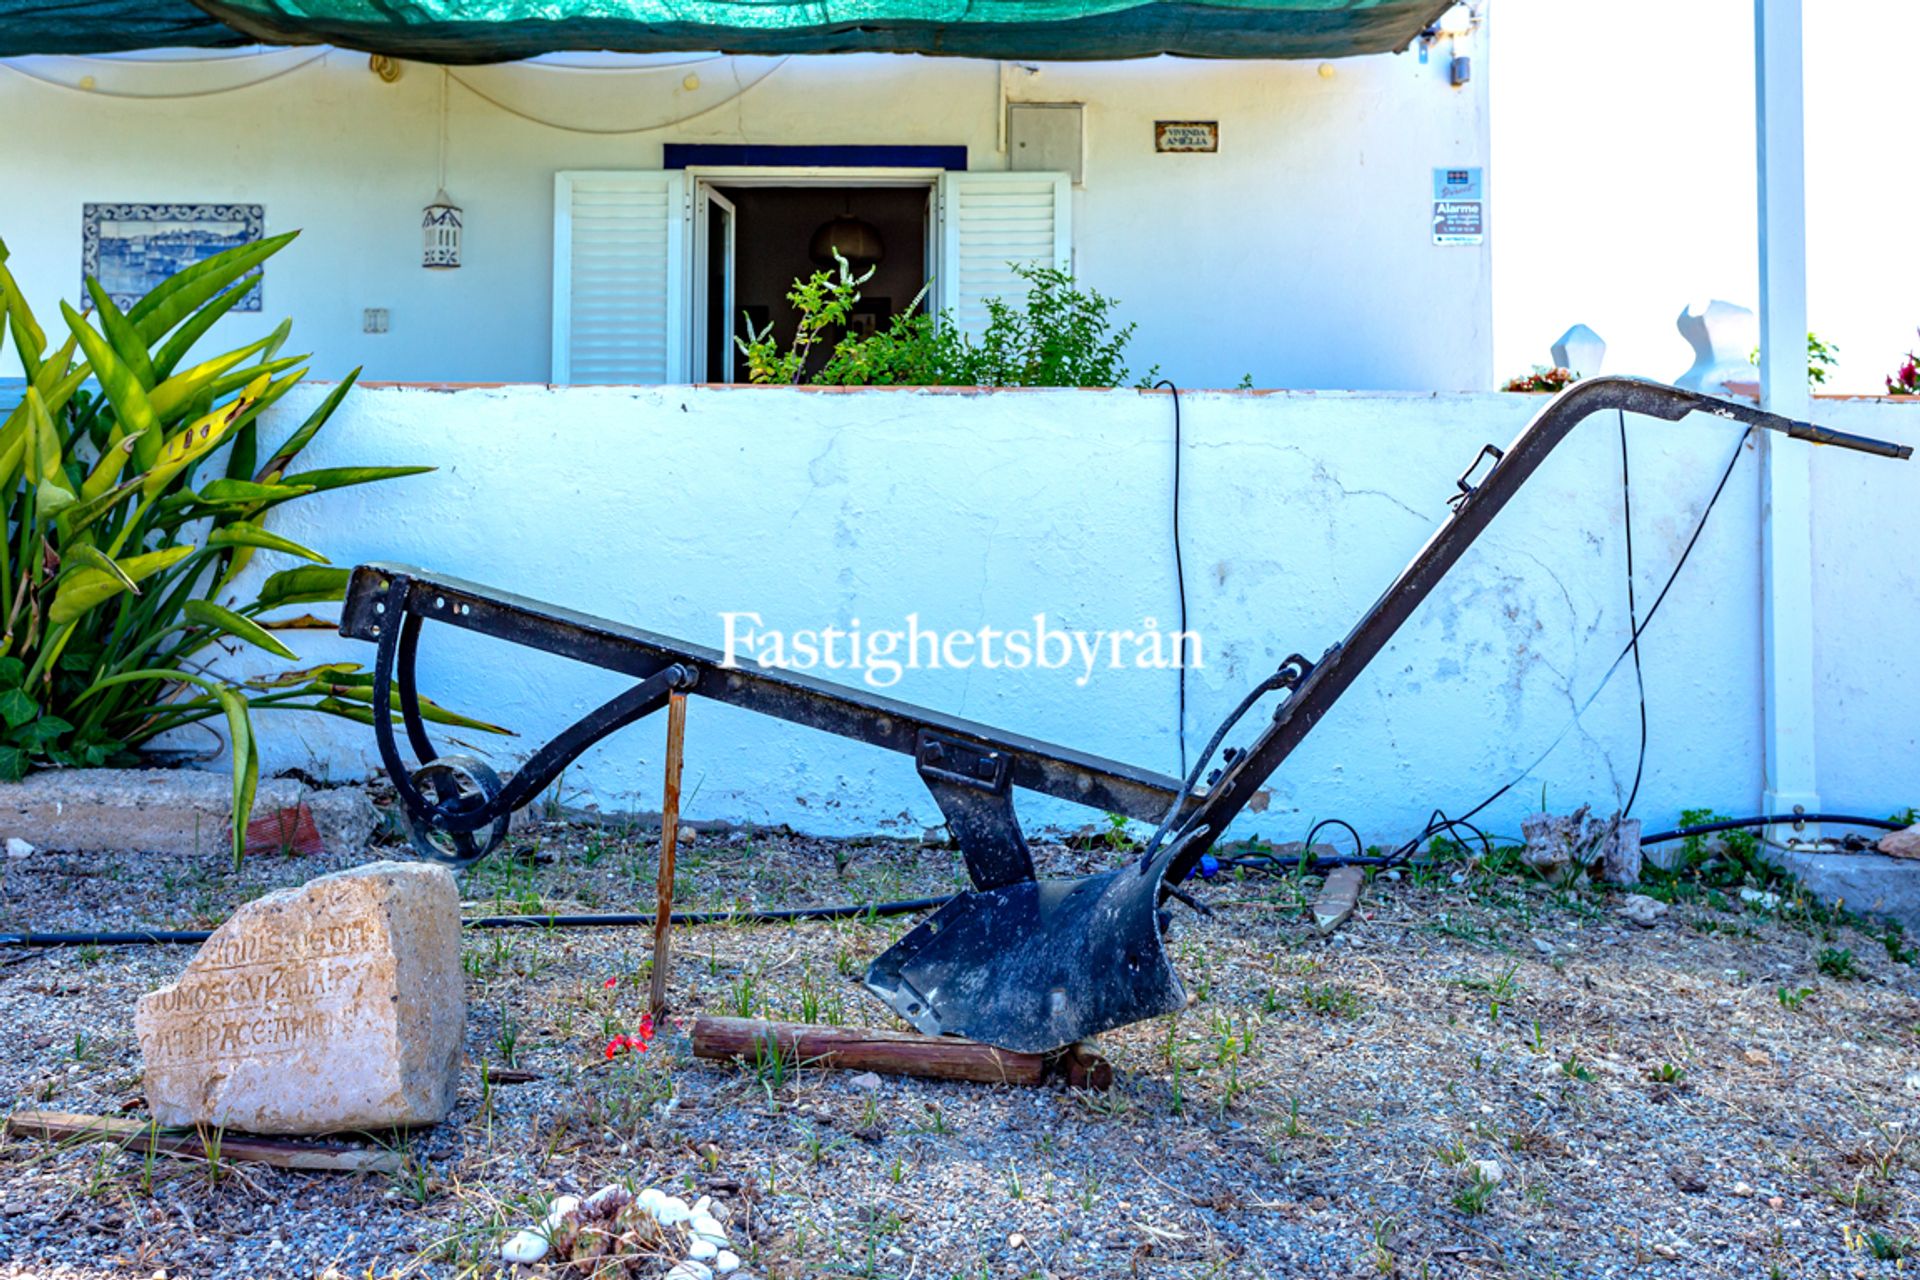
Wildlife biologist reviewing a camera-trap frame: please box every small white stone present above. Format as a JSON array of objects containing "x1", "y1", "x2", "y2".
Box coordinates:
[
  {"x1": 665, "y1": 1263, "x2": 714, "y2": 1280},
  {"x1": 656, "y1": 1195, "x2": 694, "y2": 1225},
  {"x1": 1469, "y1": 1159, "x2": 1504, "y2": 1185},
  {"x1": 1733, "y1": 1182, "x2": 1755, "y2": 1196},
  {"x1": 582, "y1": 1185, "x2": 625, "y2": 1212},
  {"x1": 849, "y1": 1071, "x2": 883, "y2": 1091},
  {"x1": 690, "y1": 1213, "x2": 728, "y2": 1244},
  {"x1": 499, "y1": 1229, "x2": 551, "y2": 1264},
  {"x1": 639, "y1": 1187, "x2": 670, "y2": 1212},
  {"x1": 5, "y1": 837, "x2": 33, "y2": 859},
  {"x1": 689, "y1": 1238, "x2": 719, "y2": 1261},
  {"x1": 692, "y1": 1195, "x2": 713, "y2": 1217},
  {"x1": 715, "y1": 1251, "x2": 741, "y2": 1275}
]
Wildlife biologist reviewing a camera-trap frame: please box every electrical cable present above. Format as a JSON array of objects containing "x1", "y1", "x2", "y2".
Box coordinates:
[
  {"x1": 1616, "y1": 409, "x2": 1648, "y2": 816},
  {"x1": 1187, "y1": 417, "x2": 1777, "y2": 883},
  {"x1": 0, "y1": 892, "x2": 955, "y2": 949},
  {"x1": 0, "y1": 50, "x2": 328, "y2": 98},
  {"x1": 1368, "y1": 422, "x2": 1759, "y2": 867},
  {"x1": 1639, "y1": 812, "x2": 1902, "y2": 846},
  {"x1": 1154, "y1": 379, "x2": 1189, "y2": 779},
  {"x1": 446, "y1": 57, "x2": 788, "y2": 135}
]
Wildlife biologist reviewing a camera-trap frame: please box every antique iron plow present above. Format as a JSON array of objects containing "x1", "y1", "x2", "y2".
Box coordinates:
[{"x1": 340, "y1": 377, "x2": 1907, "y2": 1053}]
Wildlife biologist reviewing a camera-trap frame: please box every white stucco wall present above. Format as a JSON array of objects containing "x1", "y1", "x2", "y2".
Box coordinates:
[
  {"x1": 0, "y1": 43, "x2": 1490, "y2": 392},
  {"x1": 218, "y1": 383, "x2": 1917, "y2": 847}
]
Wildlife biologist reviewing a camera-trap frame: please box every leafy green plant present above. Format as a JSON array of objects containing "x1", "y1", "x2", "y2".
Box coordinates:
[
  {"x1": 1816, "y1": 946, "x2": 1857, "y2": 980},
  {"x1": 1750, "y1": 331, "x2": 1839, "y2": 386},
  {"x1": 0, "y1": 230, "x2": 494, "y2": 862},
  {"x1": 737, "y1": 253, "x2": 1148, "y2": 388}
]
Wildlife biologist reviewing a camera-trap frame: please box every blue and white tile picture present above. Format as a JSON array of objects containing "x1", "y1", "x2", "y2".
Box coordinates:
[{"x1": 82, "y1": 204, "x2": 265, "y2": 312}]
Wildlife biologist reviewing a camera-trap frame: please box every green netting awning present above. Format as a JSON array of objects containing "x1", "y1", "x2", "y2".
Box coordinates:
[{"x1": 0, "y1": 0, "x2": 1453, "y2": 62}]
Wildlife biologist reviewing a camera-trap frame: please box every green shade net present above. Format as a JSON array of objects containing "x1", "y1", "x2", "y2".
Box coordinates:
[{"x1": 1, "y1": 0, "x2": 1453, "y2": 62}]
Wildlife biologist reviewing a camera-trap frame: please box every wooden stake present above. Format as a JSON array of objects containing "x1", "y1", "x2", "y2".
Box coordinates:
[
  {"x1": 690, "y1": 1016, "x2": 1058, "y2": 1086},
  {"x1": 648, "y1": 690, "x2": 689, "y2": 1021},
  {"x1": 6, "y1": 1111, "x2": 403, "y2": 1173}
]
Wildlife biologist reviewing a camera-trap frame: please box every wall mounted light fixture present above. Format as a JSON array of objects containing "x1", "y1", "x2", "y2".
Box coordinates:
[{"x1": 422, "y1": 68, "x2": 462, "y2": 268}]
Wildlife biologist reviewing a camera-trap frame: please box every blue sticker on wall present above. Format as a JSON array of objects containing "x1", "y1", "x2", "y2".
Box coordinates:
[{"x1": 82, "y1": 203, "x2": 265, "y2": 312}]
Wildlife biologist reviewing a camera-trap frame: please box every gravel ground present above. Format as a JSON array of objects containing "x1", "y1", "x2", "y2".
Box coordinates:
[{"x1": 0, "y1": 818, "x2": 1917, "y2": 1279}]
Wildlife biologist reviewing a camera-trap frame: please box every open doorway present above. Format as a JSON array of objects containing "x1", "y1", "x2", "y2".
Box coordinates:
[{"x1": 696, "y1": 183, "x2": 932, "y2": 382}]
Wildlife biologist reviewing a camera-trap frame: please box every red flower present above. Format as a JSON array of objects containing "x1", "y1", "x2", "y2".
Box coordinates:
[
  {"x1": 604, "y1": 1035, "x2": 632, "y2": 1059},
  {"x1": 603, "y1": 977, "x2": 618, "y2": 989}
]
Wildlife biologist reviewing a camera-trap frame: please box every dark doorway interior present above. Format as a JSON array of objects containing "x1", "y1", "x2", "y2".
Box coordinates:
[{"x1": 711, "y1": 185, "x2": 930, "y2": 382}]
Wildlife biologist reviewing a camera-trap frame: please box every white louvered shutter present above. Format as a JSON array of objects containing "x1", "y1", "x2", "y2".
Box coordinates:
[
  {"x1": 552, "y1": 172, "x2": 687, "y2": 384},
  {"x1": 936, "y1": 171, "x2": 1072, "y2": 337}
]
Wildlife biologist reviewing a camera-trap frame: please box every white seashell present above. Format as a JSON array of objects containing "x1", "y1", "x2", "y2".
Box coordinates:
[
  {"x1": 655, "y1": 1195, "x2": 694, "y2": 1225},
  {"x1": 689, "y1": 1237, "x2": 719, "y2": 1261},
  {"x1": 715, "y1": 1250, "x2": 741, "y2": 1275}
]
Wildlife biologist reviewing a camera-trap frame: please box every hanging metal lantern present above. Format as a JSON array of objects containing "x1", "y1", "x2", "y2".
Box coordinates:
[
  {"x1": 422, "y1": 189, "x2": 462, "y2": 269},
  {"x1": 808, "y1": 215, "x2": 883, "y2": 270}
]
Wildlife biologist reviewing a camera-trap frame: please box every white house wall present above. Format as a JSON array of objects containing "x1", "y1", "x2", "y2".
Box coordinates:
[
  {"x1": 0, "y1": 47, "x2": 1489, "y2": 390},
  {"x1": 209, "y1": 384, "x2": 1917, "y2": 846}
]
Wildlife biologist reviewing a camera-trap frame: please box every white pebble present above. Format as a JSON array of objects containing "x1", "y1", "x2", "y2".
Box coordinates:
[
  {"x1": 639, "y1": 1187, "x2": 670, "y2": 1212},
  {"x1": 690, "y1": 1213, "x2": 729, "y2": 1244},
  {"x1": 715, "y1": 1251, "x2": 741, "y2": 1275},
  {"x1": 692, "y1": 1195, "x2": 713, "y2": 1218},
  {"x1": 688, "y1": 1237, "x2": 719, "y2": 1261},
  {"x1": 1470, "y1": 1158, "x2": 1504, "y2": 1185},
  {"x1": 499, "y1": 1230, "x2": 551, "y2": 1264},
  {"x1": 656, "y1": 1195, "x2": 694, "y2": 1225},
  {"x1": 498, "y1": 1194, "x2": 579, "y2": 1264},
  {"x1": 665, "y1": 1263, "x2": 714, "y2": 1280},
  {"x1": 4, "y1": 837, "x2": 32, "y2": 859}
]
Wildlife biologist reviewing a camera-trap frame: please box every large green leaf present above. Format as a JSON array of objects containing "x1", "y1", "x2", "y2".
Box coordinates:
[
  {"x1": 147, "y1": 342, "x2": 263, "y2": 424},
  {"x1": 22, "y1": 388, "x2": 76, "y2": 522},
  {"x1": 140, "y1": 375, "x2": 268, "y2": 497},
  {"x1": 150, "y1": 274, "x2": 259, "y2": 380},
  {"x1": 254, "y1": 565, "x2": 351, "y2": 609},
  {"x1": 199, "y1": 478, "x2": 315, "y2": 506},
  {"x1": 84, "y1": 278, "x2": 156, "y2": 390},
  {"x1": 60, "y1": 301, "x2": 160, "y2": 466},
  {"x1": 48, "y1": 545, "x2": 196, "y2": 625},
  {"x1": 79, "y1": 428, "x2": 145, "y2": 502},
  {"x1": 317, "y1": 681, "x2": 514, "y2": 735},
  {"x1": 184, "y1": 599, "x2": 297, "y2": 661},
  {"x1": 0, "y1": 247, "x2": 47, "y2": 381},
  {"x1": 257, "y1": 368, "x2": 360, "y2": 480},
  {"x1": 205, "y1": 521, "x2": 328, "y2": 564},
  {"x1": 60, "y1": 545, "x2": 141, "y2": 596},
  {"x1": 128, "y1": 231, "x2": 298, "y2": 344},
  {"x1": 275, "y1": 465, "x2": 435, "y2": 494}
]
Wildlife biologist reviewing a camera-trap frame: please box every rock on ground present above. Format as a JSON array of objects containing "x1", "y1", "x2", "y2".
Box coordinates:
[
  {"x1": 1879, "y1": 823, "x2": 1920, "y2": 860},
  {"x1": 135, "y1": 860, "x2": 463, "y2": 1134},
  {"x1": 0, "y1": 768, "x2": 376, "y2": 855}
]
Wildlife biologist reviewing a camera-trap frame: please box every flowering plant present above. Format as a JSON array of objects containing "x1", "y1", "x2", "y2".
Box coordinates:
[
  {"x1": 1888, "y1": 336, "x2": 1919, "y2": 396},
  {"x1": 1503, "y1": 366, "x2": 1577, "y2": 394},
  {"x1": 604, "y1": 1013, "x2": 657, "y2": 1059}
]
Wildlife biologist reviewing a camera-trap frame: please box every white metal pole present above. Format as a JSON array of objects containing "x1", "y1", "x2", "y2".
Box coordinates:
[{"x1": 1754, "y1": 0, "x2": 1819, "y2": 835}]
